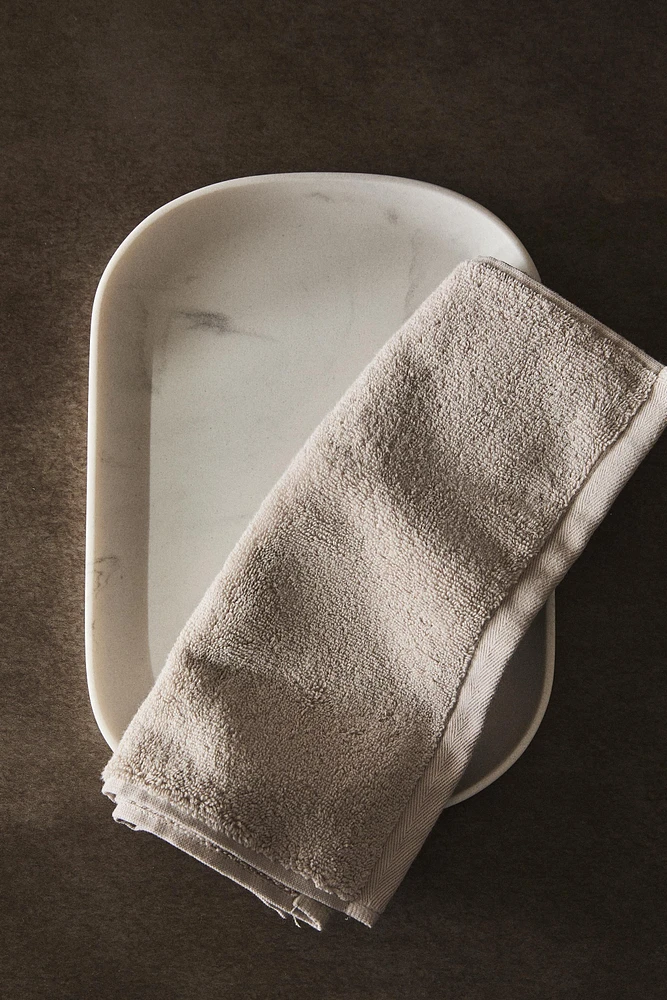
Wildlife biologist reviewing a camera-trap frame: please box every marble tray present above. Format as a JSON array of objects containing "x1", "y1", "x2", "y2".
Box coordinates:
[{"x1": 85, "y1": 171, "x2": 555, "y2": 806}]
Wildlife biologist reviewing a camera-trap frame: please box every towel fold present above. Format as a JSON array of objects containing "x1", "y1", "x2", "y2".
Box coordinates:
[{"x1": 102, "y1": 256, "x2": 667, "y2": 929}]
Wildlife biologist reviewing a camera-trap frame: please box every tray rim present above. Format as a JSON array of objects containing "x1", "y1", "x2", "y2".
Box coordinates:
[{"x1": 85, "y1": 170, "x2": 553, "y2": 805}]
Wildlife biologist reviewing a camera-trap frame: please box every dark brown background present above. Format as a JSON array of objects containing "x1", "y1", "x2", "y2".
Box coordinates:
[{"x1": 2, "y1": 1, "x2": 666, "y2": 997}]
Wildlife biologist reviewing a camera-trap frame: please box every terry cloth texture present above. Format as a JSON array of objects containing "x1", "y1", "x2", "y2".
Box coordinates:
[{"x1": 102, "y1": 256, "x2": 667, "y2": 930}]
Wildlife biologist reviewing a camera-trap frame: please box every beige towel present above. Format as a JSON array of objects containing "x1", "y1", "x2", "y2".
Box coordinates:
[{"x1": 102, "y1": 257, "x2": 667, "y2": 929}]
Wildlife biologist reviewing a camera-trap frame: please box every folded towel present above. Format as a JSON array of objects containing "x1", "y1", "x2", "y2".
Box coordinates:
[{"x1": 102, "y1": 256, "x2": 667, "y2": 929}]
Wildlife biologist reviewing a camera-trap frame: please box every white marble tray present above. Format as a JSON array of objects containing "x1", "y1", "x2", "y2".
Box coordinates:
[{"x1": 85, "y1": 171, "x2": 554, "y2": 806}]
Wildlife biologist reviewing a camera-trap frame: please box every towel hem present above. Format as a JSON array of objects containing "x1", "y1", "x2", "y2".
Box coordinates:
[{"x1": 102, "y1": 776, "x2": 363, "y2": 929}]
